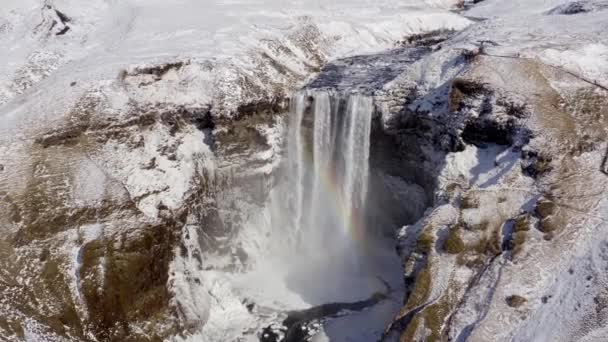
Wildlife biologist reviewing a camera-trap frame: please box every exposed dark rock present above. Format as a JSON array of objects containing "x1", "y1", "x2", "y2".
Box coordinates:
[
  {"x1": 56, "y1": 26, "x2": 70, "y2": 36},
  {"x1": 306, "y1": 47, "x2": 430, "y2": 93},
  {"x1": 460, "y1": 193, "x2": 479, "y2": 209},
  {"x1": 496, "y1": 97, "x2": 530, "y2": 119},
  {"x1": 54, "y1": 9, "x2": 71, "y2": 23},
  {"x1": 458, "y1": 0, "x2": 487, "y2": 10},
  {"x1": 521, "y1": 150, "x2": 553, "y2": 178},
  {"x1": 548, "y1": 2, "x2": 591, "y2": 15},
  {"x1": 367, "y1": 120, "x2": 436, "y2": 231},
  {"x1": 447, "y1": 77, "x2": 532, "y2": 149},
  {"x1": 236, "y1": 97, "x2": 286, "y2": 119},
  {"x1": 142, "y1": 157, "x2": 157, "y2": 170},
  {"x1": 506, "y1": 214, "x2": 531, "y2": 255},
  {"x1": 80, "y1": 220, "x2": 181, "y2": 341},
  {"x1": 601, "y1": 146, "x2": 608, "y2": 175},
  {"x1": 460, "y1": 47, "x2": 483, "y2": 63},
  {"x1": 462, "y1": 117, "x2": 518, "y2": 146},
  {"x1": 399, "y1": 29, "x2": 456, "y2": 47},
  {"x1": 259, "y1": 324, "x2": 285, "y2": 342},
  {"x1": 214, "y1": 99, "x2": 284, "y2": 156},
  {"x1": 448, "y1": 78, "x2": 491, "y2": 112},
  {"x1": 506, "y1": 295, "x2": 527, "y2": 308},
  {"x1": 130, "y1": 61, "x2": 187, "y2": 79},
  {"x1": 35, "y1": 124, "x2": 88, "y2": 148}
]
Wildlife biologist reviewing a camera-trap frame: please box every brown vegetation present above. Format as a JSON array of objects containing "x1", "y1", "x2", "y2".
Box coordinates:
[
  {"x1": 444, "y1": 228, "x2": 465, "y2": 254},
  {"x1": 417, "y1": 230, "x2": 436, "y2": 253}
]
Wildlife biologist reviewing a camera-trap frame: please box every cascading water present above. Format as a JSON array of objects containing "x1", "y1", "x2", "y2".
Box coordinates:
[
  {"x1": 211, "y1": 89, "x2": 402, "y2": 342},
  {"x1": 195, "y1": 46, "x2": 430, "y2": 341},
  {"x1": 276, "y1": 90, "x2": 374, "y2": 270}
]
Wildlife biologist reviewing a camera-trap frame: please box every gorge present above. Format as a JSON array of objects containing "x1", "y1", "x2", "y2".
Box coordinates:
[{"x1": 1, "y1": 0, "x2": 608, "y2": 341}]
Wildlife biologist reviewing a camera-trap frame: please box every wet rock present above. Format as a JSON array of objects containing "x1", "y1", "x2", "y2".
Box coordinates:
[{"x1": 260, "y1": 290, "x2": 390, "y2": 342}]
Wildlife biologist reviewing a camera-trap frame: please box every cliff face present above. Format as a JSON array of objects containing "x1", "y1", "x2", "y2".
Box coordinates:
[
  {"x1": 373, "y1": 2, "x2": 608, "y2": 340},
  {"x1": 1, "y1": 0, "x2": 608, "y2": 341},
  {"x1": 383, "y1": 55, "x2": 608, "y2": 341},
  {"x1": 0, "y1": 1, "x2": 468, "y2": 341}
]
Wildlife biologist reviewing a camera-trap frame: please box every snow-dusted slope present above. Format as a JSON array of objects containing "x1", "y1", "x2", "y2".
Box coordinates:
[
  {"x1": 375, "y1": 1, "x2": 608, "y2": 341},
  {"x1": 2, "y1": 0, "x2": 608, "y2": 341},
  {"x1": 0, "y1": 0, "x2": 470, "y2": 341},
  {"x1": 0, "y1": 0, "x2": 469, "y2": 126}
]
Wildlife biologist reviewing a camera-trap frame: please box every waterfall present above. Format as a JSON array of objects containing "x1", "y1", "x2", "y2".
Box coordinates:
[
  {"x1": 222, "y1": 88, "x2": 400, "y2": 318},
  {"x1": 278, "y1": 90, "x2": 374, "y2": 262}
]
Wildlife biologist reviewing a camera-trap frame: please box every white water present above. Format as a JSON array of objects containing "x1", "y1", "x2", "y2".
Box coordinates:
[
  {"x1": 234, "y1": 90, "x2": 394, "y2": 306},
  {"x1": 283, "y1": 90, "x2": 374, "y2": 261},
  {"x1": 200, "y1": 90, "x2": 402, "y2": 341}
]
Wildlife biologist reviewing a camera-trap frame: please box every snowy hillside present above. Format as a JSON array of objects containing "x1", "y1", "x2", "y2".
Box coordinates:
[
  {"x1": 1, "y1": 0, "x2": 608, "y2": 341},
  {"x1": 0, "y1": 0, "x2": 468, "y2": 123}
]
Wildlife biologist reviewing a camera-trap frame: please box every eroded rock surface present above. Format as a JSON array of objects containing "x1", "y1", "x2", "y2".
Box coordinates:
[{"x1": 1, "y1": 0, "x2": 608, "y2": 341}]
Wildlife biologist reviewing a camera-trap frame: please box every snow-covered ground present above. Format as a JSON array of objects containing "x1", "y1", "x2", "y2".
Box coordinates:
[
  {"x1": 2, "y1": 0, "x2": 608, "y2": 341},
  {"x1": 0, "y1": 1, "x2": 472, "y2": 341},
  {"x1": 379, "y1": 1, "x2": 608, "y2": 340},
  {"x1": 0, "y1": 0, "x2": 470, "y2": 129}
]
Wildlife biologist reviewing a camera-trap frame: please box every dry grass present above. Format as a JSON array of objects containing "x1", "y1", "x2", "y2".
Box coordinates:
[
  {"x1": 400, "y1": 315, "x2": 422, "y2": 342},
  {"x1": 399, "y1": 266, "x2": 433, "y2": 342},
  {"x1": 513, "y1": 214, "x2": 531, "y2": 232},
  {"x1": 473, "y1": 236, "x2": 490, "y2": 255},
  {"x1": 488, "y1": 227, "x2": 503, "y2": 256},
  {"x1": 417, "y1": 230, "x2": 435, "y2": 253},
  {"x1": 421, "y1": 283, "x2": 462, "y2": 342},
  {"x1": 535, "y1": 199, "x2": 556, "y2": 218},
  {"x1": 407, "y1": 267, "x2": 432, "y2": 310},
  {"x1": 444, "y1": 228, "x2": 465, "y2": 254},
  {"x1": 538, "y1": 217, "x2": 559, "y2": 233},
  {"x1": 423, "y1": 303, "x2": 449, "y2": 342}
]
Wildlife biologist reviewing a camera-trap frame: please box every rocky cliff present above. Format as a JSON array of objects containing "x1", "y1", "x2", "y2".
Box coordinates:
[{"x1": 1, "y1": 0, "x2": 607, "y2": 341}]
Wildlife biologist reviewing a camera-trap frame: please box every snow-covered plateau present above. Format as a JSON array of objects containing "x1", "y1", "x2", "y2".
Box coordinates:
[{"x1": 1, "y1": 0, "x2": 608, "y2": 341}]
